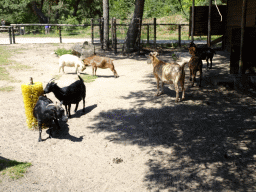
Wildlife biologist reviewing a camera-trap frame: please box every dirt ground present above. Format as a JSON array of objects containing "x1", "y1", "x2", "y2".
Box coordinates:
[{"x1": 0, "y1": 42, "x2": 255, "y2": 191}]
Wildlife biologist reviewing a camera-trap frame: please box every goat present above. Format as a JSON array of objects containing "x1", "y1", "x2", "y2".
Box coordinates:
[
  {"x1": 59, "y1": 54, "x2": 86, "y2": 75},
  {"x1": 44, "y1": 75, "x2": 86, "y2": 118},
  {"x1": 33, "y1": 95, "x2": 68, "y2": 142},
  {"x1": 186, "y1": 47, "x2": 203, "y2": 87},
  {"x1": 83, "y1": 55, "x2": 119, "y2": 78},
  {"x1": 147, "y1": 52, "x2": 186, "y2": 102},
  {"x1": 189, "y1": 41, "x2": 215, "y2": 70}
]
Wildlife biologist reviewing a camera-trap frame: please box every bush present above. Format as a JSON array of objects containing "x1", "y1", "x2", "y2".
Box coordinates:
[{"x1": 55, "y1": 48, "x2": 72, "y2": 57}]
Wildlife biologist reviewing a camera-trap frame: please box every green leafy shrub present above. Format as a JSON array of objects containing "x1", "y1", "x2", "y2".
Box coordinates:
[{"x1": 55, "y1": 48, "x2": 72, "y2": 57}]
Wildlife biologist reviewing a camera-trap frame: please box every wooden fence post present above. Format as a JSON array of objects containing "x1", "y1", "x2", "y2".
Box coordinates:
[
  {"x1": 154, "y1": 18, "x2": 156, "y2": 48},
  {"x1": 9, "y1": 27, "x2": 12, "y2": 44},
  {"x1": 100, "y1": 18, "x2": 104, "y2": 49},
  {"x1": 111, "y1": 18, "x2": 113, "y2": 48},
  {"x1": 178, "y1": 24, "x2": 181, "y2": 47},
  {"x1": 113, "y1": 17, "x2": 117, "y2": 54},
  {"x1": 147, "y1": 24, "x2": 149, "y2": 44},
  {"x1": 91, "y1": 18, "x2": 94, "y2": 44},
  {"x1": 59, "y1": 26, "x2": 62, "y2": 43},
  {"x1": 12, "y1": 27, "x2": 15, "y2": 44}
]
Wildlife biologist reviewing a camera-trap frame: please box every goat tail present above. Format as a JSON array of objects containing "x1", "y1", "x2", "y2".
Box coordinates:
[
  {"x1": 181, "y1": 62, "x2": 188, "y2": 68},
  {"x1": 78, "y1": 75, "x2": 84, "y2": 82}
]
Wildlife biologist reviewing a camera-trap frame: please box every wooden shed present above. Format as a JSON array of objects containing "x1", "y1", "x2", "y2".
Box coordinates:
[{"x1": 225, "y1": 0, "x2": 256, "y2": 73}]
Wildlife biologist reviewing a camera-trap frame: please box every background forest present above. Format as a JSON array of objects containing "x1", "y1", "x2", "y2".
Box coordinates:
[{"x1": 0, "y1": 0, "x2": 226, "y2": 25}]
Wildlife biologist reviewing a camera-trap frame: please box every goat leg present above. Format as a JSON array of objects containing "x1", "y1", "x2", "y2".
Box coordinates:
[
  {"x1": 155, "y1": 79, "x2": 160, "y2": 96},
  {"x1": 65, "y1": 104, "x2": 69, "y2": 117},
  {"x1": 68, "y1": 104, "x2": 71, "y2": 117},
  {"x1": 199, "y1": 67, "x2": 202, "y2": 87},
  {"x1": 38, "y1": 121, "x2": 43, "y2": 142},
  {"x1": 95, "y1": 67, "x2": 97, "y2": 76},
  {"x1": 180, "y1": 79, "x2": 185, "y2": 101},
  {"x1": 160, "y1": 82, "x2": 164, "y2": 95},
  {"x1": 206, "y1": 58, "x2": 209, "y2": 70},
  {"x1": 82, "y1": 98, "x2": 85, "y2": 112},
  {"x1": 210, "y1": 57, "x2": 212, "y2": 69},
  {"x1": 175, "y1": 84, "x2": 179, "y2": 102},
  {"x1": 191, "y1": 74, "x2": 196, "y2": 87},
  {"x1": 74, "y1": 103, "x2": 79, "y2": 112}
]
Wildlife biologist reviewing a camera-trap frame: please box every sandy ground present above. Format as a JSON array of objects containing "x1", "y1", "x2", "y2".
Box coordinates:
[{"x1": 0, "y1": 41, "x2": 255, "y2": 191}]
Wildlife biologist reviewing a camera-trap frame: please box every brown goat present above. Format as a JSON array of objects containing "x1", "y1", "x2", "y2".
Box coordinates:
[
  {"x1": 147, "y1": 52, "x2": 186, "y2": 102},
  {"x1": 83, "y1": 55, "x2": 119, "y2": 78},
  {"x1": 187, "y1": 47, "x2": 203, "y2": 87}
]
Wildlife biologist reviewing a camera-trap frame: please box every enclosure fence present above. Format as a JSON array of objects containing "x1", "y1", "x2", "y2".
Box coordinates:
[{"x1": 6, "y1": 18, "x2": 189, "y2": 53}]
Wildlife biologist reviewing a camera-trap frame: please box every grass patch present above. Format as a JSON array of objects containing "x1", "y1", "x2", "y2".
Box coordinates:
[
  {"x1": 0, "y1": 66, "x2": 10, "y2": 81},
  {"x1": 0, "y1": 159, "x2": 32, "y2": 180},
  {"x1": 0, "y1": 86, "x2": 15, "y2": 92},
  {"x1": 0, "y1": 46, "x2": 29, "y2": 83},
  {"x1": 52, "y1": 74, "x2": 62, "y2": 80},
  {"x1": 80, "y1": 74, "x2": 97, "y2": 83},
  {"x1": 55, "y1": 48, "x2": 72, "y2": 56},
  {"x1": 9, "y1": 63, "x2": 31, "y2": 70}
]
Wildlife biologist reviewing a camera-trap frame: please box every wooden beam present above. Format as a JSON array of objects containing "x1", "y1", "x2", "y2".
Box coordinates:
[
  {"x1": 191, "y1": 0, "x2": 195, "y2": 41},
  {"x1": 239, "y1": 0, "x2": 248, "y2": 74},
  {"x1": 207, "y1": 0, "x2": 212, "y2": 47},
  {"x1": 211, "y1": 36, "x2": 223, "y2": 45}
]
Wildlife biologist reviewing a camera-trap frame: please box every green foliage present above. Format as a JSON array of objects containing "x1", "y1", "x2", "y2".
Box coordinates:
[
  {"x1": 80, "y1": 74, "x2": 98, "y2": 83},
  {"x1": 54, "y1": 48, "x2": 72, "y2": 56},
  {"x1": 109, "y1": 0, "x2": 135, "y2": 19},
  {"x1": 0, "y1": 0, "x2": 226, "y2": 24}
]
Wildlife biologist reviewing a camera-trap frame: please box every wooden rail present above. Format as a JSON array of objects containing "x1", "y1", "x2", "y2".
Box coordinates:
[{"x1": 7, "y1": 19, "x2": 189, "y2": 51}]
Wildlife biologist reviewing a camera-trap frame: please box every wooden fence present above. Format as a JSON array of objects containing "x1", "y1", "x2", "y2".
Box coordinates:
[{"x1": 9, "y1": 19, "x2": 189, "y2": 53}]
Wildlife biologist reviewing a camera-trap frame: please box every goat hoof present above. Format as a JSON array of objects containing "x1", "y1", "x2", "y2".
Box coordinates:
[{"x1": 38, "y1": 139, "x2": 42, "y2": 142}]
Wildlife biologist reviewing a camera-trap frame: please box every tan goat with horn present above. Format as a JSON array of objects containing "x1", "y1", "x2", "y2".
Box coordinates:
[{"x1": 147, "y1": 52, "x2": 186, "y2": 102}]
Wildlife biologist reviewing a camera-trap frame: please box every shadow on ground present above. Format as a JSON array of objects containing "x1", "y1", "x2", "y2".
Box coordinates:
[
  {"x1": 45, "y1": 121, "x2": 84, "y2": 142},
  {"x1": 88, "y1": 69, "x2": 256, "y2": 191}
]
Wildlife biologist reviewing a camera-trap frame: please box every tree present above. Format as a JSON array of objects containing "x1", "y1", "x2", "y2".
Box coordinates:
[
  {"x1": 103, "y1": 0, "x2": 109, "y2": 50},
  {"x1": 124, "y1": 0, "x2": 145, "y2": 53}
]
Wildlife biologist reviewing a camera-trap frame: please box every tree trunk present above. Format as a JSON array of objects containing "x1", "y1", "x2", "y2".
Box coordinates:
[
  {"x1": 124, "y1": 0, "x2": 145, "y2": 53},
  {"x1": 103, "y1": 0, "x2": 109, "y2": 50},
  {"x1": 72, "y1": 0, "x2": 81, "y2": 17},
  {"x1": 31, "y1": 1, "x2": 48, "y2": 23}
]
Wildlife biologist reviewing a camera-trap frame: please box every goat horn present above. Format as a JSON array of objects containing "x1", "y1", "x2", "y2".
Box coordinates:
[
  {"x1": 48, "y1": 78, "x2": 56, "y2": 83},
  {"x1": 46, "y1": 103, "x2": 56, "y2": 108}
]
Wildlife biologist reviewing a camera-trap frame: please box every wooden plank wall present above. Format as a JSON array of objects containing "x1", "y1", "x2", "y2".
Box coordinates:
[
  {"x1": 225, "y1": 0, "x2": 256, "y2": 52},
  {"x1": 189, "y1": 5, "x2": 227, "y2": 36}
]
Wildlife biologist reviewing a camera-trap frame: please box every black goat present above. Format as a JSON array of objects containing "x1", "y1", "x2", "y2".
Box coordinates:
[
  {"x1": 44, "y1": 75, "x2": 86, "y2": 118},
  {"x1": 189, "y1": 41, "x2": 216, "y2": 70},
  {"x1": 33, "y1": 95, "x2": 68, "y2": 142}
]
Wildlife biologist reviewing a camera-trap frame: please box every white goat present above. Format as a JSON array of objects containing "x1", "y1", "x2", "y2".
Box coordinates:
[{"x1": 59, "y1": 54, "x2": 86, "y2": 75}]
